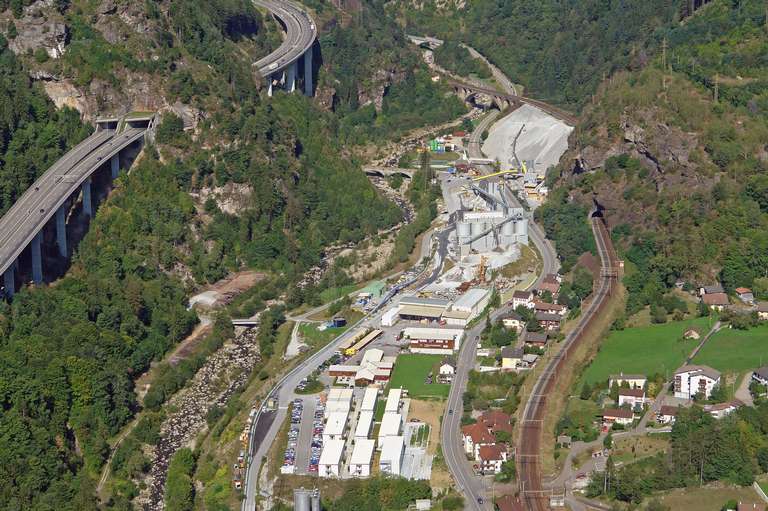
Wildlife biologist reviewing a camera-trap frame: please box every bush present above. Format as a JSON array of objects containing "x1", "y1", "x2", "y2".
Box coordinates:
[{"x1": 155, "y1": 113, "x2": 185, "y2": 145}]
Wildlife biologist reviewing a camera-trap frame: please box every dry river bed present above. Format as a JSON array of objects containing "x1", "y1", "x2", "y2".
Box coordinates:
[{"x1": 135, "y1": 327, "x2": 261, "y2": 510}]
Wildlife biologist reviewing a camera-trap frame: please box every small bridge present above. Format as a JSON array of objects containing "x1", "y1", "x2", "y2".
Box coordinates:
[
  {"x1": 405, "y1": 34, "x2": 444, "y2": 50},
  {"x1": 363, "y1": 167, "x2": 415, "y2": 178},
  {"x1": 449, "y1": 80, "x2": 578, "y2": 126}
]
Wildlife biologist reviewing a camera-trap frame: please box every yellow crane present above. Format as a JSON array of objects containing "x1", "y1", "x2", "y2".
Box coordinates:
[{"x1": 472, "y1": 161, "x2": 527, "y2": 181}]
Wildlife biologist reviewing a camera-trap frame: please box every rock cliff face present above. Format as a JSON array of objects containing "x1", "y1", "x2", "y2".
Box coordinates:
[
  {"x1": 7, "y1": 1, "x2": 68, "y2": 59},
  {"x1": 357, "y1": 67, "x2": 407, "y2": 112},
  {"x1": 1, "y1": 0, "x2": 204, "y2": 125}
]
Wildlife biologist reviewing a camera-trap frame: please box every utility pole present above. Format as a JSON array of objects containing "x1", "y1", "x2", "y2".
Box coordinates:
[
  {"x1": 661, "y1": 37, "x2": 668, "y2": 71},
  {"x1": 714, "y1": 73, "x2": 719, "y2": 103}
]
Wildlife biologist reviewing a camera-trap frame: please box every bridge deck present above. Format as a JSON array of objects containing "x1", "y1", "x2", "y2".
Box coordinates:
[
  {"x1": 253, "y1": 0, "x2": 316, "y2": 76},
  {"x1": 0, "y1": 127, "x2": 146, "y2": 277}
]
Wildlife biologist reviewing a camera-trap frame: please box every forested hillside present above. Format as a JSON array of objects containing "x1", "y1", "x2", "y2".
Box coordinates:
[
  {"x1": 387, "y1": 0, "x2": 680, "y2": 107},
  {"x1": 0, "y1": 0, "x2": 462, "y2": 508},
  {"x1": 546, "y1": 0, "x2": 768, "y2": 316},
  {"x1": 0, "y1": 34, "x2": 90, "y2": 215},
  {"x1": 306, "y1": 0, "x2": 465, "y2": 143}
]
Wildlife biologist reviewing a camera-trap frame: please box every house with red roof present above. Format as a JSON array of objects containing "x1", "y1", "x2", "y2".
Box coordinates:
[
  {"x1": 478, "y1": 444, "x2": 508, "y2": 474},
  {"x1": 461, "y1": 422, "x2": 495, "y2": 460}
]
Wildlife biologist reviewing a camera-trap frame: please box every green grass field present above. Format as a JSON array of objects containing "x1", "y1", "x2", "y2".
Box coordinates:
[
  {"x1": 388, "y1": 354, "x2": 449, "y2": 399},
  {"x1": 298, "y1": 323, "x2": 349, "y2": 348},
  {"x1": 693, "y1": 323, "x2": 768, "y2": 372},
  {"x1": 580, "y1": 317, "x2": 714, "y2": 385}
]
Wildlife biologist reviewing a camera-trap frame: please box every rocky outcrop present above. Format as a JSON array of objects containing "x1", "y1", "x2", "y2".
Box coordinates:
[
  {"x1": 572, "y1": 109, "x2": 698, "y2": 177},
  {"x1": 8, "y1": 15, "x2": 68, "y2": 59},
  {"x1": 357, "y1": 68, "x2": 407, "y2": 112}
]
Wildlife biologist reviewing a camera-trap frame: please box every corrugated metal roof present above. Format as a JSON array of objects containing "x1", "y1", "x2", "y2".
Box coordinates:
[
  {"x1": 454, "y1": 288, "x2": 490, "y2": 310},
  {"x1": 399, "y1": 305, "x2": 444, "y2": 318}
]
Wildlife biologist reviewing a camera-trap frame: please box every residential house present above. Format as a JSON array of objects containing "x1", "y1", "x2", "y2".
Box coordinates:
[
  {"x1": 438, "y1": 357, "x2": 456, "y2": 383},
  {"x1": 674, "y1": 364, "x2": 721, "y2": 399},
  {"x1": 609, "y1": 373, "x2": 647, "y2": 390},
  {"x1": 757, "y1": 302, "x2": 768, "y2": 321},
  {"x1": 657, "y1": 405, "x2": 680, "y2": 425},
  {"x1": 478, "y1": 444, "x2": 508, "y2": 474},
  {"x1": 700, "y1": 284, "x2": 725, "y2": 296},
  {"x1": 461, "y1": 422, "x2": 495, "y2": 460},
  {"x1": 538, "y1": 274, "x2": 561, "y2": 296},
  {"x1": 602, "y1": 407, "x2": 634, "y2": 426},
  {"x1": 522, "y1": 330, "x2": 548, "y2": 347},
  {"x1": 521, "y1": 353, "x2": 539, "y2": 368},
  {"x1": 501, "y1": 346, "x2": 524, "y2": 370},
  {"x1": 702, "y1": 292, "x2": 729, "y2": 311},
  {"x1": 502, "y1": 312, "x2": 524, "y2": 332},
  {"x1": 535, "y1": 312, "x2": 562, "y2": 331},
  {"x1": 704, "y1": 400, "x2": 743, "y2": 420},
  {"x1": 479, "y1": 410, "x2": 513, "y2": 436},
  {"x1": 618, "y1": 388, "x2": 647, "y2": 410},
  {"x1": 533, "y1": 300, "x2": 567, "y2": 316},
  {"x1": 511, "y1": 290, "x2": 534, "y2": 309},
  {"x1": 736, "y1": 287, "x2": 755, "y2": 304},
  {"x1": 752, "y1": 366, "x2": 768, "y2": 388}
]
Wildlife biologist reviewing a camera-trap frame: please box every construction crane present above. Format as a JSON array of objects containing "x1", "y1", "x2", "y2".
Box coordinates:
[{"x1": 472, "y1": 161, "x2": 527, "y2": 181}]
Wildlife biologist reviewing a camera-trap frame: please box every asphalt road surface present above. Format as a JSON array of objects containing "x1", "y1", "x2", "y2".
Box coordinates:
[
  {"x1": 253, "y1": 0, "x2": 316, "y2": 77},
  {"x1": 0, "y1": 127, "x2": 147, "y2": 279}
]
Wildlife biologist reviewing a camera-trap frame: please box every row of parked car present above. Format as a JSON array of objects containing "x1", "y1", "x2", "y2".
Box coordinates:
[
  {"x1": 308, "y1": 396, "x2": 325, "y2": 473},
  {"x1": 281, "y1": 399, "x2": 304, "y2": 473}
]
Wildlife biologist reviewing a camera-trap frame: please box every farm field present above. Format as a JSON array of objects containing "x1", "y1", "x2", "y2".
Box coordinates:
[
  {"x1": 692, "y1": 323, "x2": 768, "y2": 373},
  {"x1": 646, "y1": 484, "x2": 763, "y2": 511},
  {"x1": 388, "y1": 354, "x2": 449, "y2": 399},
  {"x1": 580, "y1": 317, "x2": 713, "y2": 385}
]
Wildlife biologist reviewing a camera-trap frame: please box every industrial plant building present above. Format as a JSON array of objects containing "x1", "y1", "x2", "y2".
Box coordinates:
[{"x1": 454, "y1": 180, "x2": 528, "y2": 257}]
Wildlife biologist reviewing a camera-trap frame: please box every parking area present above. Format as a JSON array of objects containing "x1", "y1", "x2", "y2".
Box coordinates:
[
  {"x1": 280, "y1": 399, "x2": 304, "y2": 474},
  {"x1": 293, "y1": 396, "x2": 324, "y2": 475}
]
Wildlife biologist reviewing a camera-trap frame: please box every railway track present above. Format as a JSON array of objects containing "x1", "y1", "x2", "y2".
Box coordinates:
[{"x1": 517, "y1": 214, "x2": 618, "y2": 511}]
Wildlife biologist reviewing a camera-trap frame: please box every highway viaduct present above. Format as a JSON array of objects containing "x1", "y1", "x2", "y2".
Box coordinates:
[
  {"x1": 253, "y1": 0, "x2": 317, "y2": 97},
  {"x1": 0, "y1": 115, "x2": 155, "y2": 298}
]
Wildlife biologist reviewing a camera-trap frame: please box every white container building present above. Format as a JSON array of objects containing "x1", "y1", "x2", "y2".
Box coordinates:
[
  {"x1": 385, "y1": 388, "x2": 402, "y2": 413},
  {"x1": 378, "y1": 412, "x2": 403, "y2": 448},
  {"x1": 323, "y1": 411, "x2": 348, "y2": 443},
  {"x1": 349, "y1": 439, "x2": 376, "y2": 478},
  {"x1": 324, "y1": 388, "x2": 354, "y2": 418},
  {"x1": 379, "y1": 436, "x2": 405, "y2": 476},
  {"x1": 318, "y1": 438, "x2": 345, "y2": 478},
  {"x1": 355, "y1": 410, "x2": 375, "y2": 439},
  {"x1": 360, "y1": 387, "x2": 378, "y2": 412}
]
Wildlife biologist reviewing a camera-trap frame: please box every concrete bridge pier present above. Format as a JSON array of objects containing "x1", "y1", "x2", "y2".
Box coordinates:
[
  {"x1": 267, "y1": 74, "x2": 274, "y2": 97},
  {"x1": 82, "y1": 178, "x2": 93, "y2": 217},
  {"x1": 55, "y1": 205, "x2": 67, "y2": 258},
  {"x1": 286, "y1": 61, "x2": 297, "y2": 92},
  {"x1": 304, "y1": 50, "x2": 313, "y2": 96},
  {"x1": 110, "y1": 154, "x2": 120, "y2": 179},
  {"x1": 31, "y1": 231, "x2": 43, "y2": 284},
  {"x1": 3, "y1": 266, "x2": 14, "y2": 298}
]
